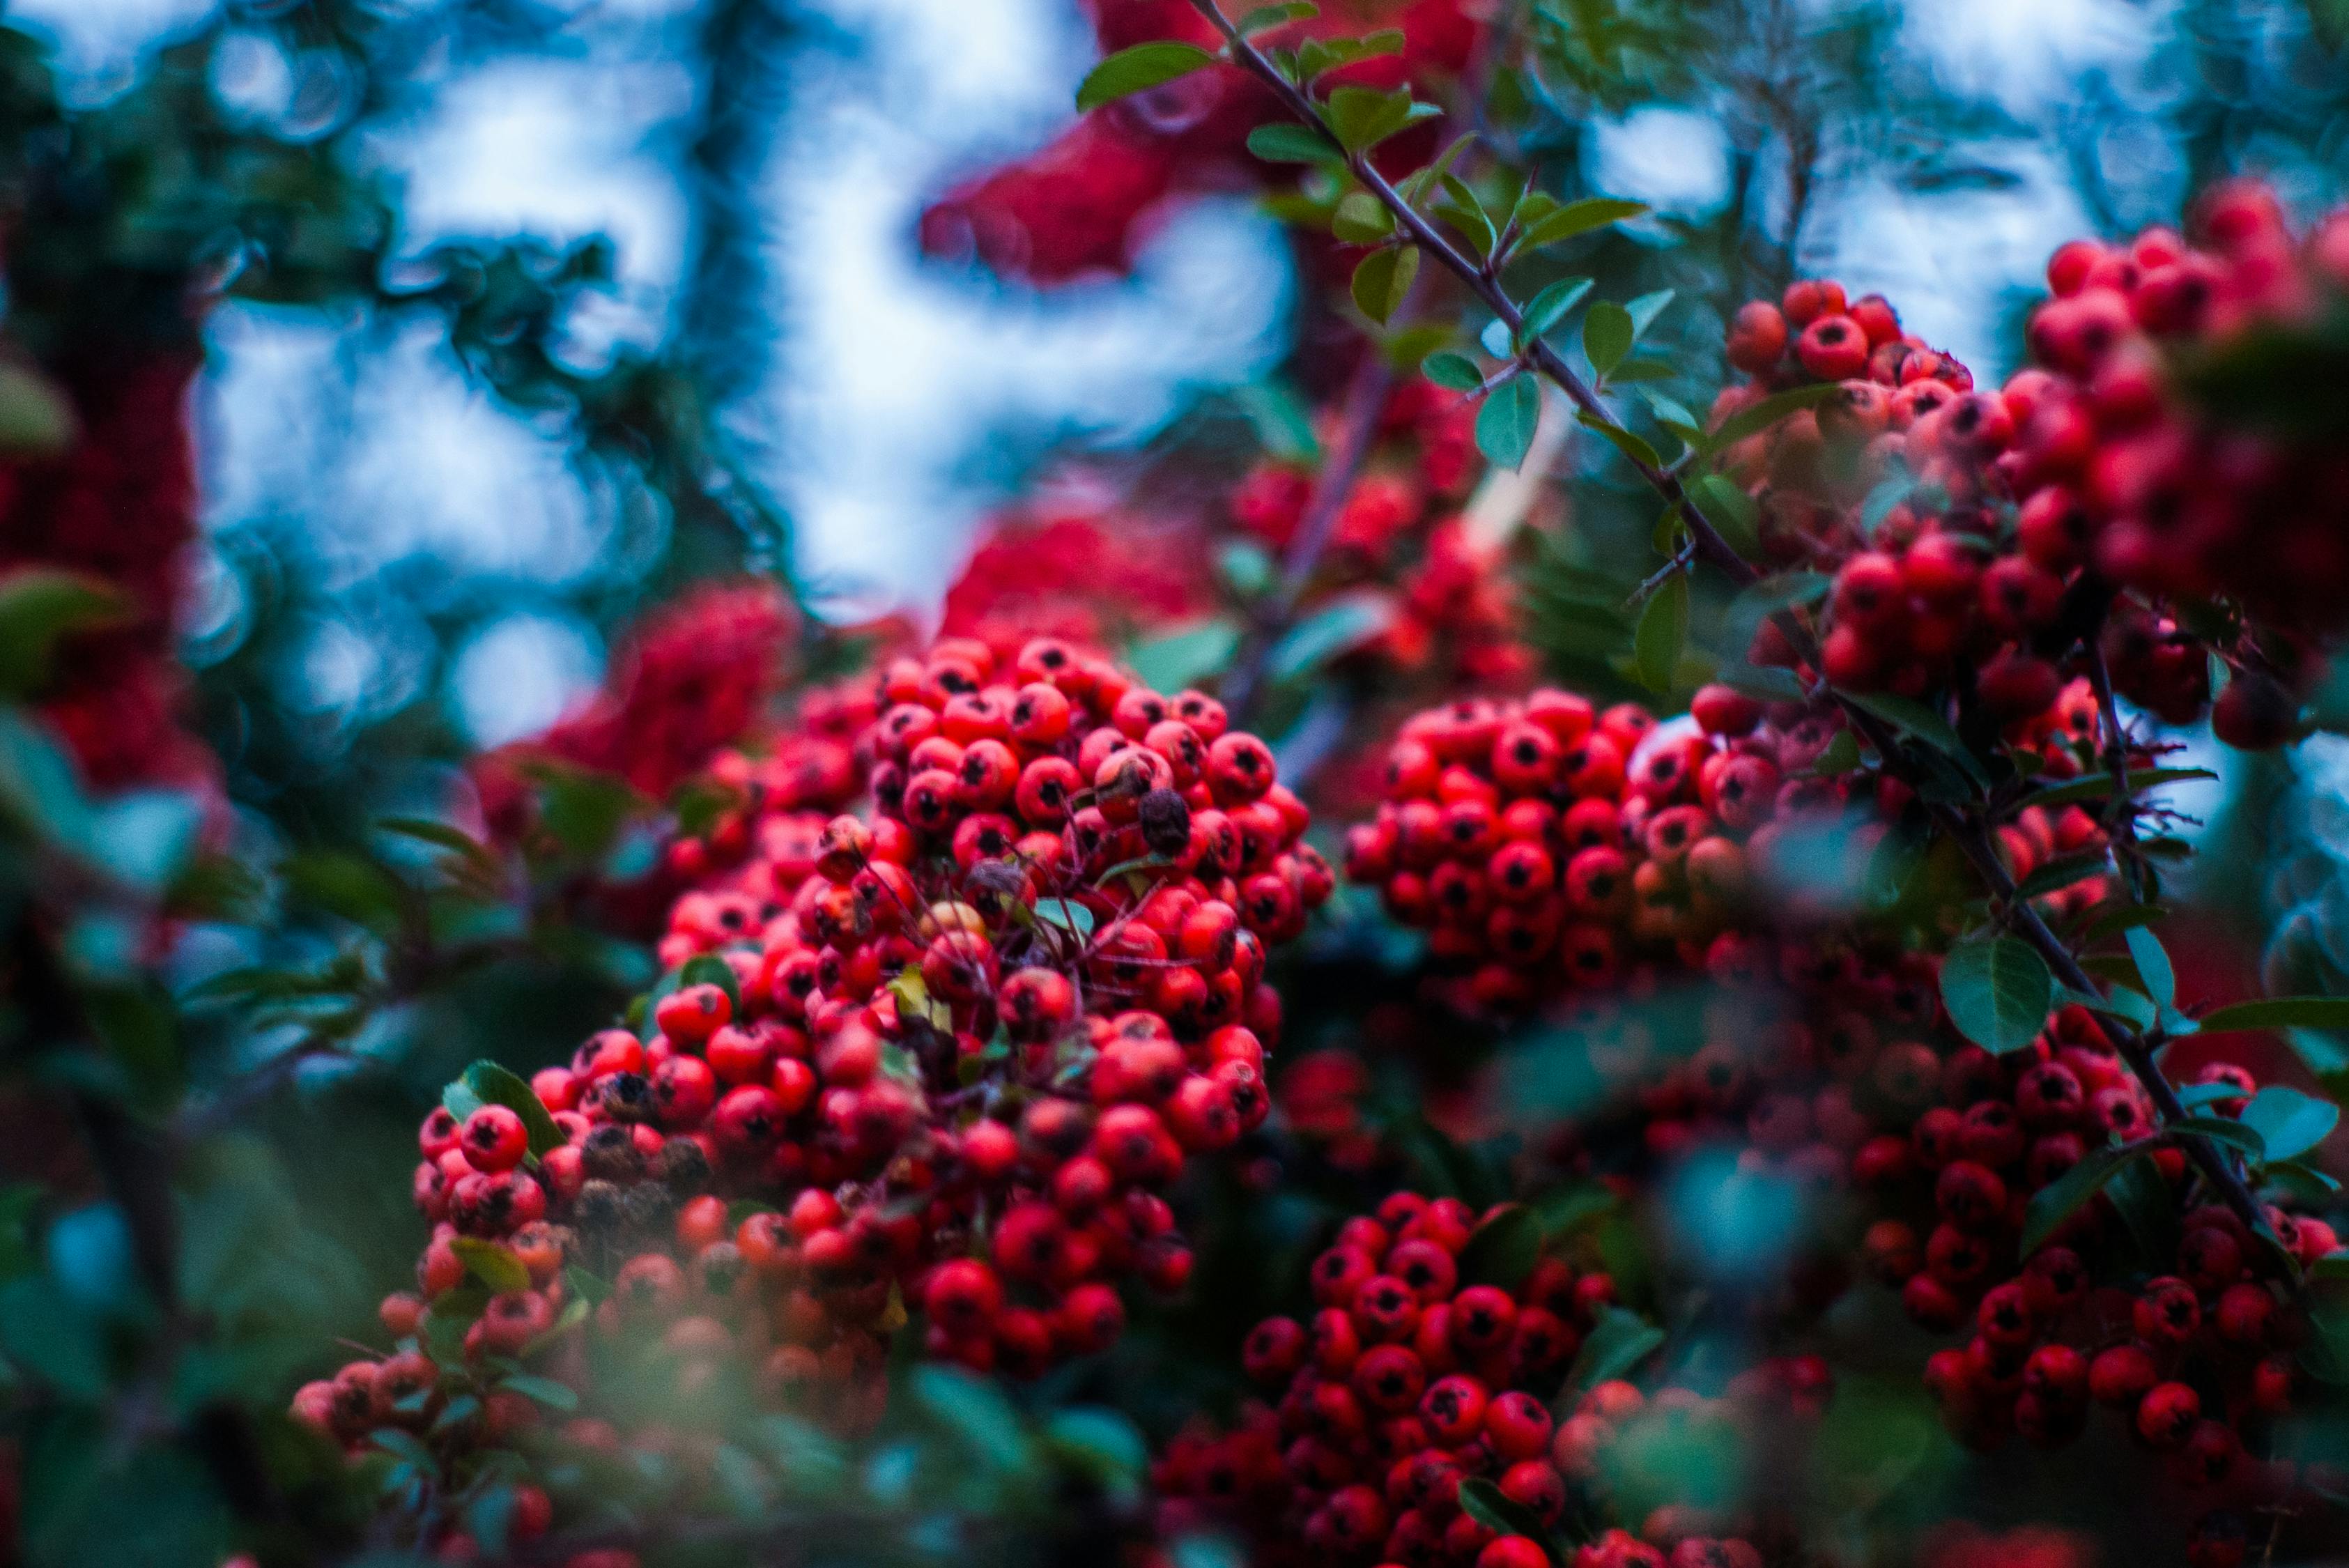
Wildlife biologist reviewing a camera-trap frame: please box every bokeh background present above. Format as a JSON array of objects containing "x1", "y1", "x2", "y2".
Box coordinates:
[{"x1": 3, "y1": 1, "x2": 2349, "y2": 1561}]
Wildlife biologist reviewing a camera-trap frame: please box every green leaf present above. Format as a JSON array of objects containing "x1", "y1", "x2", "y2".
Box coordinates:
[
  {"x1": 1383, "y1": 322, "x2": 1452, "y2": 368},
  {"x1": 1624, "y1": 288, "x2": 1676, "y2": 341},
  {"x1": 2172, "y1": 1116, "x2": 2267, "y2": 1161},
  {"x1": 2061, "y1": 983, "x2": 2156, "y2": 1036},
  {"x1": 1577, "y1": 410, "x2": 1660, "y2": 470},
  {"x1": 1332, "y1": 191, "x2": 1394, "y2": 243},
  {"x1": 88, "y1": 790, "x2": 205, "y2": 891},
  {"x1": 1044, "y1": 1407, "x2": 1149, "y2": 1493},
  {"x1": 2241, "y1": 1086, "x2": 2340, "y2": 1162},
  {"x1": 1076, "y1": 42, "x2": 1214, "y2": 112},
  {"x1": 2124, "y1": 926, "x2": 2176, "y2": 1008},
  {"x1": 2104, "y1": 1149, "x2": 2178, "y2": 1263},
  {"x1": 1218, "y1": 541, "x2": 1277, "y2": 599},
  {"x1": 2018, "y1": 767, "x2": 2218, "y2": 810},
  {"x1": 1127, "y1": 619, "x2": 1244, "y2": 693},
  {"x1": 2271, "y1": 1162, "x2": 2341, "y2": 1204},
  {"x1": 1517, "y1": 195, "x2": 1648, "y2": 250},
  {"x1": 1477, "y1": 376, "x2": 1541, "y2": 470},
  {"x1": 1246, "y1": 122, "x2": 1339, "y2": 164},
  {"x1": 1516, "y1": 277, "x2": 1593, "y2": 345},
  {"x1": 1633, "y1": 575, "x2": 1689, "y2": 694},
  {"x1": 1940, "y1": 935, "x2": 2054, "y2": 1054},
  {"x1": 1455, "y1": 1204, "x2": 1543, "y2": 1291},
  {"x1": 450, "y1": 1238, "x2": 532, "y2": 1294},
  {"x1": 1565, "y1": 1307, "x2": 1663, "y2": 1394},
  {"x1": 1838, "y1": 688, "x2": 1985, "y2": 785},
  {"x1": 0, "y1": 570, "x2": 129, "y2": 698},
  {"x1": 1235, "y1": 0, "x2": 1318, "y2": 32},
  {"x1": 1324, "y1": 85, "x2": 1438, "y2": 152},
  {"x1": 498, "y1": 1382, "x2": 580, "y2": 1420},
  {"x1": 1266, "y1": 590, "x2": 1396, "y2": 682},
  {"x1": 1456, "y1": 1476, "x2": 1548, "y2": 1540},
  {"x1": 2015, "y1": 850, "x2": 2115, "y2": 898},
  {"x1": 2198, "y1": 996, "x2": 2349, "y2": 1033},
  {"x1": 445, "y1": 1061, "x2": 565, "y2": 1155},
  {"x1": 1034, "y1": 898, "x2": 1096, "y2": 940},
  {"x1": 909, "y1": 1364, "x2": 1033, "y2": 1474},
  {"x1": 1422, "y1": 351, "x2": 1484, "y2": 391},
  {"x1": 1350, "y1": 245, "x2": 1419, "y2": 323},
  {"x1": 1394, "y1": 131, "x2": 1479, "y2": 207},
  {"x1": 1809, "y1": 730, "x2": 1863, "y2": 776},
  {"x1": 0, "y1": 362, "x2": 78, "y2": 457},
  {"x1": 1434, "y1": 174, "x2": 1497, "y2": 256},
  {"x1": 376, "y1": 815, "x2": 498, "y2": 867},
  {"x1": 1690, "y1": 474, "x2": 1760, "y2": 559},
  {"x1": 1706, "y1": 381, "x2": 1842, "y2": 451},
  {"x1": 2019, "y1": 1143, "x2": 2138, "y2": 1256},
  {"x1": 1582, "y1": 300, "x2": 1634, "y2": 378}
]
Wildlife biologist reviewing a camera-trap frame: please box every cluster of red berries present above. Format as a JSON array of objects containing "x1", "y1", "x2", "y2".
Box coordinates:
[
  {"x1": 2001, "y1": 184, "x2": 2349, "y2": 741},
  {"x1": 939, "y1": 498, "x2": 1213, "y2": 669},
  {"x1": 1233, "y1": 374, "x2": 1531, "y2": 691},
  {"x1": 1844, "y1": 1018, "x2": 2337, "y2": 1462},
  {"x1": 920, "y1": 0, "x2": 1479, "y2": 283},
  {"x1": 473, "y1": 578, "x2": 801, "y2": 827},
  {"x1": 1717, "y1": 279, "x2": 2111, "y2": 728},
  {"x1": 1153, "y1": 1190, "x2": 1826, "y2": 1568},
  {"x1": 1341, "y1": 683, "x2": 2110, "y2": 1015},
  {"x1": 328, "y1": 636, "x2": 1329, "y2": 1523},
  {"x1": 2024, "y1": 185, "x2": 2349, "y2": 618},
  {"x1": 304, "y1": 633, "x2": 1330, "y2": 1557},
  {"x1": 0, "y1": 350, "x2": 222, "y2": 798}
]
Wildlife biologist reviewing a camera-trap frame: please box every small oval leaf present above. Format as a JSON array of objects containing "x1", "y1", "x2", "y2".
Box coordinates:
[
  {"x1": 1077, "y1": 42, "x2": 1215, "y2": 112},
  {"x1": 1940, "y1": 936, "x2": 2054, "y2": 1054}
]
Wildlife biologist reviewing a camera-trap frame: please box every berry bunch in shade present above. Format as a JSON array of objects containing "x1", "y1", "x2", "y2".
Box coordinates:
[
  {"x1": 1150, "y1": 1190, "x2": 1811, "y2": 1568},
  {"x1": 918, "y1": 0, "x2": 1481, "y2": 284},
  {"x1": 471, "y1": 579, "x2": 801, "y2": 831},
  {"x1": 1341, "y1": 682, "x2": 2114, "y2": 1015},
  {"x1": 1918, "y1": 1523, "x2": 2097, "y2": 1568},
  {"x1": 370, "y1": 636, "x2": 1330, "y2": 1465},
  {"x1": 939, "y1": 498, "x2": 1214, "y2": 670},
  {"x1": 0, "y1": 348, "x2": 223, "y2": 799},
  {"x1": 1231, "y1": 373, "x2": 1532, "y2": 692},
  {"x1": 1838, "y1": 1010, "x2": 2343, "y2": 1475}
]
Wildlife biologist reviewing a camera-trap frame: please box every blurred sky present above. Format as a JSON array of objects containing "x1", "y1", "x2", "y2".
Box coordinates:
[{"x1": 6, "y1": 0, "x2": 2170, "y2": 746}]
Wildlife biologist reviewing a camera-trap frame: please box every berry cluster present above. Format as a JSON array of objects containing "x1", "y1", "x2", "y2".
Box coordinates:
[
  {"x1": 1153, "y1": 1190, "x2": 1815, "y2": 1568},
  {"x1": 1844, "y1": 1024, "x2": 2338, "y2": 1463},
  {"x1": 0, "y1": 350, "x2": 222, "y2": 798},
  {"x1": 473, "y1": 578, "x2": 801, "y2": 833},
  {"x1": 1341, "y1": 684, "x2": 2109, "y2": 1015},
  {"x1": 939, "y1": 499, "x2": 1213, "y2": 668},
  {"x1": 2003, "y1": 185, "x2": 2349, "y2": 740},
  {"x1": 316, "y1": 636, "x2": 1328, "y2": 1553},
  {"x1": 919, "y1": 0, "x2": 1480, "y2": 283},
  {"x1": 1233, "y1": 374, "x2": 1530, "y2": 692},
  {"x1": 2021, "y1": 185, "x2": 2349, "y2": 630},
  {"x1": 1717, "y1": 279, "x2": 2104, "y2": 725}
]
